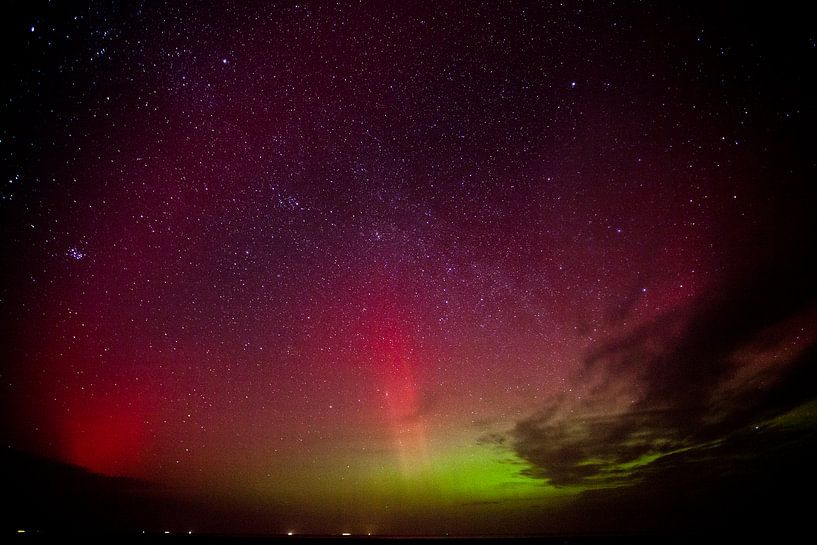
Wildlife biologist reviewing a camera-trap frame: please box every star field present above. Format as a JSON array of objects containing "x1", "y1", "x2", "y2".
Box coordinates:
[{"x1": 2, "y1": 1, "x2": 816, "y2": 537}]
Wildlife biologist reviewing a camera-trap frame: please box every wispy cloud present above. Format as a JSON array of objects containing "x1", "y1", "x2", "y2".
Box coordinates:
[{"x1": 489, "y1": 255, "x2": 817, "y2": 489}]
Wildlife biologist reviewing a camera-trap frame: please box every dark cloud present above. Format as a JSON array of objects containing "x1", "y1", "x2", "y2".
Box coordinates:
[
  {"x1": 542, "y1": 415, "x2": 817, "y2": 536},
  {"x1": 2, "y1": 448, "x2": 181, "y2": 534},
  {"x1": 1, "y1": 448, "x2": 312, "y2": 536},
  {"x1": 496, "y1": 252, "x2": 817, "y2": 489}
]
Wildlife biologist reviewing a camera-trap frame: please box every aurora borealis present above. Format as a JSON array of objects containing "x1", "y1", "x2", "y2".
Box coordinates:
[{"x1": 2, "y1": 0, "x2": 816, "y2": 537}]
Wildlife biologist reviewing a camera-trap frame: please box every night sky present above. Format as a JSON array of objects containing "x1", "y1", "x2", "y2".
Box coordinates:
[{"x1": 2, "y1": 0, "x2": 816, "y2": 537}]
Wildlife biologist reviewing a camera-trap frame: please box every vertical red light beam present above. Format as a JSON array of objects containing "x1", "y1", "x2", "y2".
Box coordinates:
[{"x1": 365, "y1": 299, "x2": 429, "y2": 475}]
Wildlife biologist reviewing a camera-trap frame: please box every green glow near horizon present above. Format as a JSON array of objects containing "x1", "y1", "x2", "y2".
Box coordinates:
[
  {"x1": 216, "y1": 400, "x2": 817, "y2": 521},
  {"x1": 236, "y1": 432, "x2": 575, "y2": 510},
  {"x1": 387, "y1": 443, "x2": 559, "y2": 502}
]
